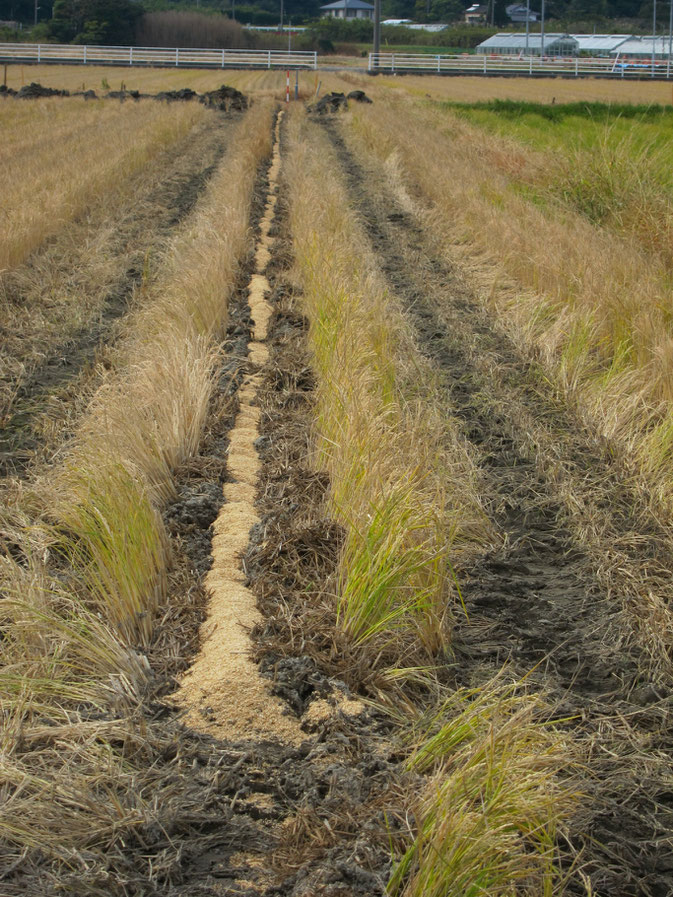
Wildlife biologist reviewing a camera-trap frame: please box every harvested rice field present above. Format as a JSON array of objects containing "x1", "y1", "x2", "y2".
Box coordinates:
[{"x1": 2, "y1": 67, "x2": 673, "y2": 897}]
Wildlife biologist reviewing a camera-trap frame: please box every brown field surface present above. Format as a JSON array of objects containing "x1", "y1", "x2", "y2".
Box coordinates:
[
  {"x1": 377, "y1": 71, "x2": 673, "y2": 103},
  {"x1": 2, "y1": 71, "x2": 673, "y2": 897},
  {"x1": 1, "y1": 97, "x2": 206, "y2": 271},
  {"x1": 2, "y1": 63, "x2": 330, "y2": 96}
]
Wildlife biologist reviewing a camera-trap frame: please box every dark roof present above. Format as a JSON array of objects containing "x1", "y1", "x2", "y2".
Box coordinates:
[{"x1": 320, "y1": 0, "x2": 375, "y2": 8}]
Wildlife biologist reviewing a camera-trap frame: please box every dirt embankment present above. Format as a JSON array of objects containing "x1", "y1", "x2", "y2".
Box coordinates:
[
  {"x1": 0, "y1": 113, "x2": 236, "y2": 479},
  {"x1": 320, "y1": 117, "x2": 673, "y2": 897},
  {"x1": 0, "y1": 82, "x2": 248, "y2": 110}
]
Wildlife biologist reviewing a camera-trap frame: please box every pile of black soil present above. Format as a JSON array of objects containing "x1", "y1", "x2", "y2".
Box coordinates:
[
  {"x1": 1, "y1": 82, "x2": 249, "y2": 108},
  {"x1": 16, "y1": 82, "x2": 69, "y2": 98},
  {"x1": 308, "y1": 91, "x2": 372, "y2": 115},
  {"x1": 347, "y1": 90, "x2": 373, "y2": 103},
  {"x1": 200, "y1": 85, "x2": 248, "y2": 112},
  {"x1": 156, "y1": 87, "x2": 197, "y2": 102},
  {"x1": 309, "y1": 92, "x2": 348, "y2": 114}
]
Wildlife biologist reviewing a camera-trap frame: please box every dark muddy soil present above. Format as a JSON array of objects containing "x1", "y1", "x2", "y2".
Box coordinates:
[
  {"x1": 321, "y1": 117, "x2": 673, "y2": 897},
  {"x1": 156, "y1": 150, "x2": 403, "y2": 897},
  {"x1": 0, "y1": 113, "x2": 239, "y2": 479},
  {"x1": 1, "y1": 125, "x2": 404, "y2": 897}
]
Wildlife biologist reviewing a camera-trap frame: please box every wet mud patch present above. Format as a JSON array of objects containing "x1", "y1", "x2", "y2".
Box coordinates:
[
  {"x1": 0, "y1": 112, "x2": 241, "y2": 480},
  {"x1": 238, "y1": 172, "x2": 408, "y2": 894},
  {"x1": 154, "y1": 295, "x2": 253, "y2": 689},
  {"x1": 321, "y1": 117, "x2": 673, "y2": 897}
]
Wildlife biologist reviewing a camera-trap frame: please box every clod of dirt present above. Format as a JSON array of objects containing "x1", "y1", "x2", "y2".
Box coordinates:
[
  {"x1": 347, "y1": 89, "x2": 373, "y2": 104},
  {"x1": 200, "y1": 85, "x2": 248, "y2": 112},
  {"x1": 259, "y1": 654, "x2": 333, "y2": 715},
  {"x1": 105, "y1": 89, "x2": 145, "y2": 100},
  {"x1": 165, "y1": 483, "x2": 223, "y2": 529},
  {"x1": 155, "y1": 87, "x2": 197, "y2": 102},
  {"x1": 309, "y1": 92, "x2": 348, "y2": 114},
  {"x1": 16, "y1": 82, "x2": 69, "y2": 99}
]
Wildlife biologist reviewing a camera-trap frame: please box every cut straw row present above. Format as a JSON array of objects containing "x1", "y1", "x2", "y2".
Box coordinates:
[
  {"x1": 0, "y1": 101, "x2": 274, "y2": 871},
  {"x1": 285, "y1": 107, "x2": 487, "y2": 663}
]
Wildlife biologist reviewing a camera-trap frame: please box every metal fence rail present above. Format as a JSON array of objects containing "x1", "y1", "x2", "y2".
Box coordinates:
[
  {"x1": 0, "y1": 42, "x2": 317, "y2": 69},
  {"x1": 368, "y1": 52, "x2": 673, "y2": 79}
]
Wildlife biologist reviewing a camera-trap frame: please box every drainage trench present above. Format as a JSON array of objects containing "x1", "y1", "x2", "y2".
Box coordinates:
[{"x1": 176, "y1": 110, "x2": 302, "y2": 746}]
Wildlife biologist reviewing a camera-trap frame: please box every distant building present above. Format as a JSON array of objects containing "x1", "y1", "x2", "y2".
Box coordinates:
[
  {"x1": 572, "y1": 34, "x2": 630, "y2": 55},
  {"x1": 506, "y1": 4, "x2": 539, "y2": 23},
  {"x1": 320, "y1": 0, "x2": 375, "y2": 19},
  {"x1": 465, "y1": 4, "x2": 488, "y2": 24},
  {"x1": 476, "y1": 32, "x2": 579, "y2": 55},
  {"x1": 610, "y1": 35, "x2": 672, "y2": 58},
  {"x1": 476, "y1": 31, "x2": 671, "y2": 57}
]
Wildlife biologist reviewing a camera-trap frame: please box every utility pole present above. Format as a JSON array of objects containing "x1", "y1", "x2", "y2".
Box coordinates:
[
  {"x1": 668, "y1": 0, "x2": 672, "y2": 79},
  {"x1": 373, "y1": 0, "x2": 381, "y2": 65},
  {"x1": 280, "y1": 0, "x2": 283, "y2": 33},
  {"x1": 288, "y1": 17, "x2": 291, "y2": 51},
  {"x1": 653, "y1": 0, "x2": 657, "y2": 77},
  {"x1": 34, "y1": 0, "x2": 38, "y2": 25},
  {"x1": 525, "y1": 0, "x2": 530, "y2": 54},
  {"x1": 540, "y1": 0, "x2": 545, "y2": 56}
]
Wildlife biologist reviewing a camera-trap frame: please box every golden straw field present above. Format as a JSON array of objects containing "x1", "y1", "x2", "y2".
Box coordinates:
[{"x1": 2, "y1": 65, "x2": 673, "y2": 897}]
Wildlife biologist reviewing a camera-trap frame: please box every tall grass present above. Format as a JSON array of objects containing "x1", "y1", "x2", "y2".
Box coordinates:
[
  {"x1": 0, "y1": 99, "x2": 206, "y2": 274},
  {"x1": 348, "y1": 97, "x2": 673, "y2": 504},
  {"x1": 374, "y1": 72, "x2": 673, "y2": 107},
  {"x1": 391, "y1": 683, "x2": 573, "y2": 897},
  {"x1": 286, "y1": 108, "x2": 488, "y2": 663},
  {"x1": 0, "y1": 101, "x2": 274, "y2": 877}
]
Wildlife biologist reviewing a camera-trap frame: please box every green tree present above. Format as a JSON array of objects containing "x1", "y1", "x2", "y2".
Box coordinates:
[
  {"x1": 493, "y1": 0, "x2": 508, "y2": 24},
  {"x1": 567, "y1": 0, "x2": 608, "y2": 17},
  {"x1": 48, "y1": 0, "x2": 142, "y2": 43},
  {"x1": 414, "y1": 0, "x2": 463, "y2": 21}
]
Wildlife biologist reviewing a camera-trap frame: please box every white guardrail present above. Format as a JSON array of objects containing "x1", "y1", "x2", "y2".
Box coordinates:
[
  {"x1": 369, "y1": 52, "x2": 673, "y2": 79},
  {"x1": 0, "y1": 42, "x2": 317, "y2": 69}
]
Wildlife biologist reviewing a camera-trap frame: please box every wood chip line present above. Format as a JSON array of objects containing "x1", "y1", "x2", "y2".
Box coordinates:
[{"x1": 175, "y1": 111, "x2": 302, "y2": 745}]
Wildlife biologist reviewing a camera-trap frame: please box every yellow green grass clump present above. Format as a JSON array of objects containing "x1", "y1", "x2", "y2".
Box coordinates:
[
  {"x1": 391, "y1": 683, "x2": 573, "y2": 897},
  {"x1": 0, "y1": 100, "x2": 274, "y2": 871},
  {"x1": 286, "y1": 107, "x2": 488, "y2": 662},
  {"x1": 348, "y1": 96, "x2": 673, "y2": 503}
]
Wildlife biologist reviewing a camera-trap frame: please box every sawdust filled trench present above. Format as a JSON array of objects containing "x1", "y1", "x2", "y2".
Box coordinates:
[{"x1": 175, "y1": 111, "x2": 303, "y2": 745}]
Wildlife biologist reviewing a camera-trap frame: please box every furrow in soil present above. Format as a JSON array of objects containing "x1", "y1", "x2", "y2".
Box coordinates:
[
  {"x1": 320, "y1": 116, "x2": 673, "y2": 897},
  {"x1": 0, "y1": 112, "x2": 235, "y2": 479},
  {"x1": 159, "y1": 113, "x2": 397, "y2": 896},
  {"x1": 175, "y1": 110, "x2": 304, "y2": 746}
]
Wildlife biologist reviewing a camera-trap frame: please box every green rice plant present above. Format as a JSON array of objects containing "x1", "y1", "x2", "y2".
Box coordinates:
[
  {"x1": 337, "y1": 480, "x2": 451, "y2": 652},
  {"x1": 390, "y1": 684, "x2": 573, "y2": 897},
  {"x1": 286, "y1": 109, "x2": 490, "y2": 664},
  {"x1": 52, "y1": 462, "x2": 168, "y2": 647}
]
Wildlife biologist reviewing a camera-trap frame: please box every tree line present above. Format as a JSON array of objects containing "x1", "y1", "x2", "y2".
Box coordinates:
[{"x1": 0, "y1": 0, "x2": 665, "y2": 47}]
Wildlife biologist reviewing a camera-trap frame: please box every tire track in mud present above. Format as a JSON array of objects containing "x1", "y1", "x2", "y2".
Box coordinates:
[
  {"x1": 320, "y1": 117, "x2": 673, "y2": 897},
  {"x1": 159, "y1": 114, "x2": 397, "y2": 897},
  {"x1": 0, "y1": 113, "x2": 236, "y2": 479},
  {"x1": 175, "y1": 110, "x2": 304, "y2": 746}
]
